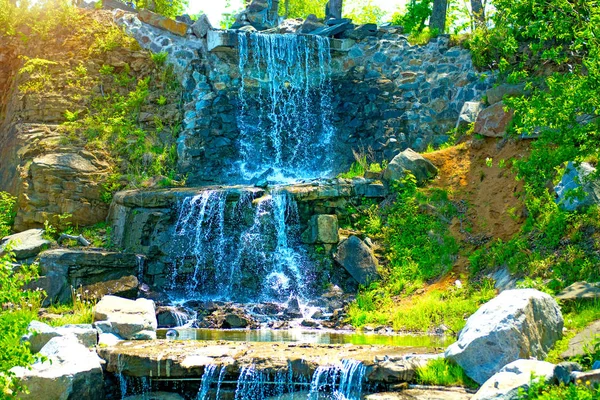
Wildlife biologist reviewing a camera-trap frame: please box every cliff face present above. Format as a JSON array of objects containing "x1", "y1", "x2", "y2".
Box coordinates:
[{"x1": 0, "y1": 10, "x2": 182, "y2": 231}]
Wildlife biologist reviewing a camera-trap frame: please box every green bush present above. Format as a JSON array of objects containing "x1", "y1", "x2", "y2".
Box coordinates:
[
  {"x1": 0, "y1": 192, "x2": 16, "y2": 239},
  {"x1": 0, "y1": 250, "x2": 42, "y2": 397}
]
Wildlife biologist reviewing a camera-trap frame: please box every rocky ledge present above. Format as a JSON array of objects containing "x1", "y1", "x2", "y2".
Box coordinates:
[{"x1": 97, "y1": 339, "x2": 440, "y2": 383}]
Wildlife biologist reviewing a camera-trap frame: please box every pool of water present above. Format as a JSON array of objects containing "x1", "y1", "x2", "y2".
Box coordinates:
[{"x1": 156, "y1": 328, "x2": 453, "y2": 348}]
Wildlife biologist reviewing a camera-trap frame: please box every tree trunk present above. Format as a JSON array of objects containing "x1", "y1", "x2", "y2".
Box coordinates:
[
  {"x1": 284, "y1": 0, "x2": 289, "y2": 18},
  {"x1": 430, "y1": 0, "x2": 448, "y2": 34},
  {"x1": 326, "y1": 0, "x2": 343, "y2": 20},
  {"x1": 470, "y1": 0, "x2": 485, "y2": 27}
]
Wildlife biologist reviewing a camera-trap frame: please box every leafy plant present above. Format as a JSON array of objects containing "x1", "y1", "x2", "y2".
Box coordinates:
[
  {"x1": 0, "y1": 192, "x2": 16, "y2": 239},
  {"x1": 417, "y1": 358, "x2": 478, "y2": 388},
  {"x1": 151, "y1": 51, "x2": 168, "y2": 67}
]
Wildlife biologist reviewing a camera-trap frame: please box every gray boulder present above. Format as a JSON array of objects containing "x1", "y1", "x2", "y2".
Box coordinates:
[
  {"x1": 334, "y1": 235, "x2": 379, "y2": 285},
  {"x1": 301, "y1": 214, "x2": 339, "y2": 244},
  {"x1": 554, "y1": 362, "x2": 582, "y2": 385},
  {"x1": 0, "y1": 229, "x2": 50, "y2": 259},
  {"x1": 11, "y1": 336, "x2": 104, "y2": 399},
  {"x1": 561, "y1": 320, "x2": 600, "y2": 359},
  {"x1": 486, "y1": 83, "x2": 525, "y2": 105},
  {"x1": 22, "y1": 321, "x2": 97, "y2": 353},
  {"x1": 445, "y1": 289, "x2": 563, "y2": 384},
  {"x1": 298, "y1": 14, "x2": 324, "y2": 34},
  {"x1": 382, "y1": 148, "x2": 438, "y2": 185},
  {"x1": 472, "y1": 359, "x2": 555, "y2": 400},
  {"x1": 554, "y1": 162, "x2": 600, "y2": 211},
  {"x1": 456, "y1": 101, "x2": 483, "y2": 129},
  {"x1": 94, "y1": 295, "x2": 157, "y2": 340},
  {"x1": 191, "y1": 13, "x2": 212, "y2": 38}
]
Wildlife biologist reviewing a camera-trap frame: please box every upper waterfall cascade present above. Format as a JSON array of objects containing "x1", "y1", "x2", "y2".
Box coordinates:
[{"x1": 236, "y1": 32, "x2": 335, "y2": 182}]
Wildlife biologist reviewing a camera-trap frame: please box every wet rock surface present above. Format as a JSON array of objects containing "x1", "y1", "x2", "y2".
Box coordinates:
[{"x1": 97, "y1": 339, "x2": 439, "y2": 383}]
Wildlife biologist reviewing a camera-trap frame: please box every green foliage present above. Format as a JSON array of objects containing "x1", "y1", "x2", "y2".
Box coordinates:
[
  {"x1": 518, "y1": 378, "x2": 599, "y2": 400},
  {"x1": 344, "y1": 0, "x2": 386, "y2": 25},
  {"x1": 0, "y1": 250, "x2": 42, "y2": 397},
  {"x1": 0, "y1": 192, "x2": 16, "y2": 239},
  {"x1": 385, "y1": 176, "x2": 459, "y2": 282},
  {"x1": 391, "y1": 0, "x2": 432, "y2": 34},
  {"x1": 279, "y1": 0, "x2": 328, "y2": 19},
  {"x1": 133, "y1": 0, "x2": 188, "y2": 19},
  {"x1": 151, "y1": 51, "x2": 168, "y2": 66},
  {"x1": 417, "y1": 358, "x2": 478, "y2": 389},
  {"x1": 18, "y1": 57, "x2": 58, "y2": 93}
]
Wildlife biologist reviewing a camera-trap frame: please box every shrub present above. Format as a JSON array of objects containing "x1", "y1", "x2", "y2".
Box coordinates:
[{"x1": 0, "y1": 192, "x2": 16, "y2": 239}]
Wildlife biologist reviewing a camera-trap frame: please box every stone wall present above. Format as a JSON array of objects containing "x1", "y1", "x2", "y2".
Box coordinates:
[{"x1": 116, "y1": 14, "x2": 495, "y2": 185}]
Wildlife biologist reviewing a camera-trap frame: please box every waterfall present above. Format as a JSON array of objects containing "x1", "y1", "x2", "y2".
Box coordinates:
[
  {"x1": 198, "y1": 364, "x2": 224, "y2": 400},
  {"x1": 308, "y1": 360, "x2": 366, "y2": 400},
  {"x1": 235, "y1": 365, "x2": 266, "y2": 400},
  {"x1": 171, "y1": 189, "x2": 313, "y2": 302},
  {"x1": 237, "y1": 32, "x2": 335, "y2": 182}
]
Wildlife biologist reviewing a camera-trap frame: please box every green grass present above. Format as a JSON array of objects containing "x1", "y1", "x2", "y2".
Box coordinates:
[
  {"x1": 546, "y1": 299, "x2": 600, "y2": 365},
  {"x1": 417, "y1": 358, "x2": 478, "y2": 389}
]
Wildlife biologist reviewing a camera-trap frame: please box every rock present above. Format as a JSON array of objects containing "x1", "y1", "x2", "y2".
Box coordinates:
[
  {"x1": 139, "y1": 9, "x2": 189, "y2": 37},
  {"x1": 445, "y1": 289, "x2": 563, "y2": 384},
  {"x1": 382, "y1": 148, "x2": 438, "y2": 185},
  {"x1": 191, "y1": 13, "x2": 212, "y2": 38},
  {"x1": 21, "y1": 321, "x2": 98, "y2": 353},
  {"x1": 94, "y1": 295, "x2": 157, "y2": 340},
  {"x1": 298, "y1": 14, "x2": 324, "y2": 34},
  {"x1": 156, "y1": 306, "x2": 191, "y2": 328},
  {"x1": 232, "y1": 0, "x2": 279, "y2": 31},
  {"x1": 11, "y1": 336, "x2": 104, "y2": 400},
  {"x1": 285, "y1": 297, "x2": 303, "y2": 318},
  {"x1": 0, "y1": 229, "x2": 50, "y2": 259},
  {"x1": 472, "y1": 359, "x2": 555, "y2": 400},
  {"x1": 561, "y1": 320, "x2": 600, "y2": 359},
  {"x1": 35, "y1": 249, "x2": 140, "y2": 305},
  {"x1": 102, "y1": 0, "x2": 136, "y2": 12},
  {"x1": 176, "y1": 14, "x2": 194, "y2": 25},
  {"x1": 572, "y1": 369, "x2": 600, "y2": 386},
  {"x1": 334, "y1": 235, "x2": 380, "y2": 285},
  {"x1": 301, "y1": 214, "x2": 339, "y2": 244},
  {"x1": 99, "y1": 332, "x2": 122, "y2": 347},
  {"x1": 278, "y1": 18, "x2": 304, "y2": 33},
  {"x1": 300, "y1": 319, "x2": 319, "y2": 328},
  {"x1": 365, "y1": 389, "x2": 472, "y2": 399},
  {"x1": 311, "y1": 21, "x2": 352, "y2": 37},
  {"x1": 486, "y1": 83, "x2": 525, "y2": 105},
  {"x1": 456, "y1": 101, "x2": 483, "y2": 128},
  {"x1": 554, "y1": 162, "x2": 600, "y2": 211},
  {"x1": 123, "y1": 393, "x2": 184, "y2": 400},
  {"x1": 343, "y1": 23, "x2": 378, "y2": 40},
  {"x1": 554, "y1": 362, "x2": 582, "y2": 385},
  {"x1": 556, "y1": 281, "x2": 600, "y2": 301},
  {"x1": 223, "y1": 312, "x2": 252, "y2": 329},
  {"x1": 473, "y1": 101, "x2": 514, "y2": 137},
  {"x1": 81, "y1": 275, "x2": 139, "y2": 301}
]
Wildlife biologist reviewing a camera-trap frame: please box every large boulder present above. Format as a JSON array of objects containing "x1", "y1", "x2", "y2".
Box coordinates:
[
  {"x1": 94, "y1": 295, "x2": 157, "y2": 340},
  {"x1": 11, "y1": 335, "x2": 104, "y2": 399},
  {"x1": 334, "y1": 235, "x2": 379, "y2": 285},
  {"x1": 554, "y1": 162, "x2": 600, "y2": 211},
  {"x1": 301, "y1": 214, "x2": 339, "y2": 244},
  {"x1": 34, "y1": 249, "x2": 140, "y2": 304},
  {"x1": 138, "y1": 9, "x2": 189, "y2": 36},
  {"x1": 382, "y1": 148, "x2": 438, "y2": 185},
  {"x1": 472, "y1": 359, "x2": 556, "y2": 400},
  {"x1": 0, "y1": 228, "x2": 50, "y2": 259},
  {"x1": 445, "y1": 289, "x2": 563, "y2": 384},
  {"x1": 456, "y1": 101, "x2": 483, "y2": 129},
  {"x1": 22, "y1": 320, "x2": 97, "y2": 353},
  {"x1": 486, "y1": 83, "x2": 525, "y2": 105},
  {"x1": 232, "y1": 0, "x2": 279, "y2": 31},
  {"x1": 473, "y1": 101, "x2": 514, "y2": 137},
  {"x1": 561, "y1": 320, "x2": 600, "y2": 359},
  {"x1": 81, "y1": 275, "x2": 139, "y2": 301}
]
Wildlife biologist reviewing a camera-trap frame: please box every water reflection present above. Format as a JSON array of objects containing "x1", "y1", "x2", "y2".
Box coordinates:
[{"x1": 156, "y1": 328, "x2": 452, "y2": 348}]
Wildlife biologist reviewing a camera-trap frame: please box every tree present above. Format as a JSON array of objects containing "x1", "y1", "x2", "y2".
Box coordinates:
[
  {"x1": 326, "y1": 0, "x2": 342, "y2": 19},
  {"x1": 134, "y1": 0, "x2": 188, "y2": 18},
  {"x1": 344, "y1": 0, "x2": 385, "y2": 25},
  {"x1": 429, "y1": 0, "x2": 447, "y2": 33},
  {"x1": 470, "y1": 0, "x2": 485, "y2": 27},
  {"x1": 278, "y1": 0, "x2": 328, "y2": 19},
  {"x1": 391, "y1": 0, "x2": 432, "y2": 34}
]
